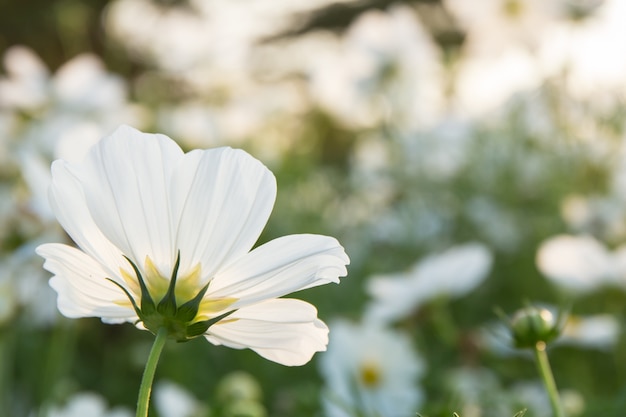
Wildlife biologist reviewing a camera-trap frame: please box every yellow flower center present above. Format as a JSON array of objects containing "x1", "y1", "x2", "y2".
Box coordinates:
[
  {"x1": 502, "y1": 0, "x2": 524, "y2": 18},
  {"x1": 359, "y1": 361, "x2": 382, "y2": 388}
]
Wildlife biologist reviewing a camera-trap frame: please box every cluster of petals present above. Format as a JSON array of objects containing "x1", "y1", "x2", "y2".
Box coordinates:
[{"x1": 37, "y1": 125, "x2": 349, "y2": 366}]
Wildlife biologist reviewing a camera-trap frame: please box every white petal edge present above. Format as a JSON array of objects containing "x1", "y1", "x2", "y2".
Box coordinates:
[
  {"x1": 36, "y1": 243, "x2": 137, "y2": 323},
  {"x1": 170, "y1": 146, "x2": 277, "y2": 277},
  {"x1": 205, "y1": 299, "x2": 329, "y2": 366},
  {"x1": 208, "y1": 234, "x2": 349, "y2": 307}
]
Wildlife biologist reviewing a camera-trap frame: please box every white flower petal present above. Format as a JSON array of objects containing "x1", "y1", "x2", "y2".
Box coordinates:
[
  {"x1": 364, "y1": 243, "x2": 492, "y2": 324},
  {"x1": 206, "y1": 299, "x2": 329, "y2": 366},
  {"x1": 170, "y1": 146, "x2": 276, "y2": 276},
  {"x1": 536, "y1": 234, "x2": 614, "y2": 292},
  {"x1": 48, "y1": 159, "x2": 127, "y2": 277},
  {"x1": 413, "y1": 242, "x2": 493, "y2": 299},
  {"x1": 36, "y1": 243, "x2": 136, "y2": 322},
  {"x1": 78, "y1": 125, "x2": 184, "y2": 273},
  {"x1": 208, "y1": 234, "x2": 349, "y2": 306},
  {"x1": 365, "y1": 274, "x2": 422, "y2": 323},
  {"x1": 560, "y1": 314, "x2": 621, "y2": 350}
]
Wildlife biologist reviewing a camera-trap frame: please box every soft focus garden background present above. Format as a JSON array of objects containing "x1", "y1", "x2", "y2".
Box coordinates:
[{"x1": 2, "y1": 0, "x2": 626, "y2": 416}]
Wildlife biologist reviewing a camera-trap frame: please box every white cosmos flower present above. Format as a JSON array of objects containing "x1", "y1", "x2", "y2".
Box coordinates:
[
  {"x1": 36, "y1": 125, "x2": 349, "y2": 366},
  {"x1": 318, "y1": 319, "x2": 425, "y2": 417}
]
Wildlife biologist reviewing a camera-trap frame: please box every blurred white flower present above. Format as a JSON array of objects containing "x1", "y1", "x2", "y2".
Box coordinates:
[
  {"x1": 154, "y1": 380, "x2": 204, "y2": 417},
  {"x1": 0, "y1": 46, "x2": 137, "y2": 123},
  {"x1": 1, "y1": 46, "x2": 147, "y2": 222},
  {"x1": 538, "y1": 0, "x2": 626, "y2": 100},
  {"x1": 536, "y1": 234, "x2": 626, "y2": 292},
  {"x1": 365, "y1": 243, "x2": 493, "y2": 323},
  {"x1": 156, "y1": 103, "x2": 220, "y2": 149},
  {"x1": 452, "y1": 47, "x2": 542, "y2": 117},
  {"x1": 18, "y1": 121, "x2": 128, "y2": 222},
  {"x1": 446, "y1": 0, "x2": 613, "y2": 117},
  {"x1": 306, "y1": 5, "x2": 444, "y2": 129},
  {"x1": 37, "y1": 125, "x2": 349, "y2": 366},
  {"x1": 105, "y1": 0, "x2": 340, "y2": 75},
  {"x1": 52, "y1": 55, "x2": 126, "y2": 113},
  {"x1": 0, "y1": 45, "x2": 49, "y2": 110},
  {"x1": 46, "y1": 392, "x2": 132, "y2": 417},
  {"x1": 0, "y1": 237, "x2": 62, "y2": 327},
  {"x1": 318, "y1": 319, "x2": 425, "y2": 417},
  {"x1": 155, "y1": 82, "x2": 307, "y2": 157},
  {"x1": 560, "y1": 314, "x2": 621, "y2": 350},
  {"x1": 446, "y1": 0, "x2": 563, "y2": 56}
]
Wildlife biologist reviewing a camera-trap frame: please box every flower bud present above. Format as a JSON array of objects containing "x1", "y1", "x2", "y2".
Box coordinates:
[{"x1": 510, "y1": 306, "x2": 562, "y2": 349}]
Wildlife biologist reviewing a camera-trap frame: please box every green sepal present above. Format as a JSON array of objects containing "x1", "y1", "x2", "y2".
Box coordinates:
[
  {"x1": 106, "y1": 278, "x2": 141, "y2": 318},
  {"x1": 123, "y1": 255, "x2": 157, "y2": 317},
  {"x1": 185, "y1": 309, "x2": 238, "y2": 339},
  {"x1": 157, "y1": 251, "x2": 181, "y2": 318},
  {"x1": 111, "y1": 252, "x2": 237, "y2": 342},
  {"x1": 176, "y1": 282, "x2": 210, "y2": 323}
]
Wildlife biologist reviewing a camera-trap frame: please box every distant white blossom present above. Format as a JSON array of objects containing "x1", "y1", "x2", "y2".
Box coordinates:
[
  {"x1": 0, "y1": 46, "x2": 49, "y2": 110},
  {"x1": 319, "y1": 319, "x2": 424, "y2": 417},
  {"x1": 306, "y1": 5, "x2": 444, "y2": 129},
  {"x1": 154, "y1": 380, "x2": 205, "y2": 417},
  {"x1": 365, "y1": 243, "x2": 493, "y2": 323},
  {"x1": 560, "y1": 314, "x2": 621, "y2": 350},
  {"x1": 536, "y1": 234, "x2": 626, "y2": 293},
  {"x1": 0, "y1": 46, "x2": 146, "y2": 221},
  {"x1": 46, "y1": 392, "x2": 132, "y2": 417}
]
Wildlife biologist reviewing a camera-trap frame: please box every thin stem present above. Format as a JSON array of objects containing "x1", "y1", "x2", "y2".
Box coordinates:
[
  {"x1": 136, "y1": 327, "x2": 168, "y2": 417},
  {"x1": 533, "y1": 341, "x2": 564, "y2": 417}
]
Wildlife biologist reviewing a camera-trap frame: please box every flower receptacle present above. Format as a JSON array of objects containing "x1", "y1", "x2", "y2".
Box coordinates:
[{"x1": 109, "y1": 254, "x2": 236, "y2": 342}]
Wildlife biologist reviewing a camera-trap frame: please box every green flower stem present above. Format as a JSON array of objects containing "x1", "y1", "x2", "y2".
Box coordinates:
[
  {"x1": 533, "y1": 341, "x2": 564, "y2": 417},
  {"x1": 136, "y1": 327, "x2": 168, "y2": 417}
]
